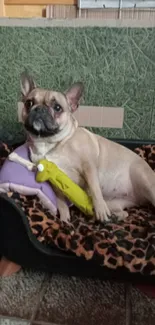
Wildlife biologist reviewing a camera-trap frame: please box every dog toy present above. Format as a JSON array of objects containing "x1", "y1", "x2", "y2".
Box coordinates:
[
  {"x1": 8, "y1": 152, "x2": 93, "y2": 216},
  {"x1": 36, "y1": 160, "x2": 93, "y2": 216}
]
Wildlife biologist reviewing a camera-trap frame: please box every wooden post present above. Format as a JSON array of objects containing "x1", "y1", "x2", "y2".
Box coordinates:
[
  {"x1": 5, "y1": 0, "x2": 76, "y2": 4},
  {"x1": 0, "y1": 0, "x2": 5, "y2": 16}
]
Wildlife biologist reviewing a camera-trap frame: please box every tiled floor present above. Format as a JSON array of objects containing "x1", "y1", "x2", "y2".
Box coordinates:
[{"x1": 0, "y1": 269, "x2": 155, "y2": 325}]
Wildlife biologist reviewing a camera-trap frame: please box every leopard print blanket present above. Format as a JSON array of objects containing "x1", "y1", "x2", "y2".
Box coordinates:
[{"x1": 1, "y1": 142, "x2": 155, "y2": 276}]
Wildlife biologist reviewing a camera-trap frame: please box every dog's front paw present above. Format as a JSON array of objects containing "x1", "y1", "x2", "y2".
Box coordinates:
[{"x1": 94, "y1": 200, "x2": 111, "y2": 222}]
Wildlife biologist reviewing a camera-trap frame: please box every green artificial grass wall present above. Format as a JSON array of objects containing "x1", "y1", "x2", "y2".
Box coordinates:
[{"x1": 0, "y1": 26, "x2": 155, "y2": 143}]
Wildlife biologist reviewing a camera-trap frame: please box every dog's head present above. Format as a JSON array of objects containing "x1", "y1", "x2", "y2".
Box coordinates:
[{"x1": 20, "y1": 72, "x2": 84, "y2": 138}]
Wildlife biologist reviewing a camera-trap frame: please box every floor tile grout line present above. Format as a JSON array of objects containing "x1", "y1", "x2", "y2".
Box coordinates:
[
  {"x1": 32, "y1": 321, "x2": 64, "y2": 325},
  {"x1": 30, "y1": 272, "x2": 52, "y2": 324},
  {"x1": 0, "y1": 315, "x2": 62, "y2": 325},
  {"x1": 0, "y1": 315, "x2": 29, "y2": 321},
  {"x1": 125, "y1": 283, "x2": 132, "y2": 325}
]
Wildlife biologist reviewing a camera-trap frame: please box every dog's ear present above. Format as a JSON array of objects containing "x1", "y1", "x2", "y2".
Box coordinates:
[
  {"x1": 65, "y1": 82, "x2": 84, "y2": 112},
  {"x1": 20, "y1": 71, "x2": 36, "y2": 97}
]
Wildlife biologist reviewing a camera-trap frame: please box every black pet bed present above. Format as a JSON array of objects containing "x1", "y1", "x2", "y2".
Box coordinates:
[{"x1": 1, "y1": 139, "x2": 155, "y2": 284}]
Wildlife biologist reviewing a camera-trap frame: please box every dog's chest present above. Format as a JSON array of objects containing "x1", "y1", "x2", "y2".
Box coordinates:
[
  {"x1": 45, "y1": 152, "x2": 84, "y2": 187},
  {"x1": 30, "y1": 144, "x2": 83, "y2": 185}
]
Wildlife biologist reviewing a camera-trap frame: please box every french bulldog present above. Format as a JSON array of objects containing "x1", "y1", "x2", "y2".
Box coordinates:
[{"x1": 18, "y1": 72, "x2": 155, "y2": 223}]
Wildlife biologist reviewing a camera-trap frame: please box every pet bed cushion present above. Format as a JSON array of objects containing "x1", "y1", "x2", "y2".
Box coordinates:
[{"x1": 1, "y1": 142, "x2": 155, "y2": 278}]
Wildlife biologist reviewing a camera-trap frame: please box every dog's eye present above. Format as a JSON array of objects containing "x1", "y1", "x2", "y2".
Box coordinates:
[
  {"x1": 53, "y1": 103, "x2": 62, "y2": 113},
  {"x1": 25, "y1": 99, "x2": 34, "y2": 112}
]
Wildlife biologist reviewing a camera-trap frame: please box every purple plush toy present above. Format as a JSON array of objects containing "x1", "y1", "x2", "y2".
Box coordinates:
[{"x1": 0, "y1": 144, "x2": 57, "y2": 215}]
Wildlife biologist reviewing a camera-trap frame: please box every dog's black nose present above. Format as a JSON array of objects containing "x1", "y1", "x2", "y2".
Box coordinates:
[{"x1": 34, "y1": 106, "x2": 47, "y2": 113}]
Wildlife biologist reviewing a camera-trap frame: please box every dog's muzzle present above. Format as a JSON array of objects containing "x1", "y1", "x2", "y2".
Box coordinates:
[{"x1": 25, "y1": 106, "x2": 59, "y2": 137}]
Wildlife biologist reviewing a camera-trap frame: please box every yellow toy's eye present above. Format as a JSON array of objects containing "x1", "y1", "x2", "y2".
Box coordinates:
[{"x1": 37, "y1": 163, "x2": 44, "y2": 172}]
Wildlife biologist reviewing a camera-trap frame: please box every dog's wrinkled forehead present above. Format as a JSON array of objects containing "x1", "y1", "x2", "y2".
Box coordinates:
[
  {"x1": 20, "y1": 71, "x2": 84, "y2": 114},
  {"x1": 27, "y1": 88, "x2": 69, "y2": 110}
]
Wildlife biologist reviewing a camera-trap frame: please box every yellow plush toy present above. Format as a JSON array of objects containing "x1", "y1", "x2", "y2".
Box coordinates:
[{"x1": 36, "y1": 160, "x2": 93, "y2": 216}]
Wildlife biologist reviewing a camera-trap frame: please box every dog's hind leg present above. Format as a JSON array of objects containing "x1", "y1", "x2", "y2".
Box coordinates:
[
  {"x1": 106, "y1": 199, "x2": 135, "y2": 221},
  {"x1": 107, "y1": 160, "x2": 155, "y2": 221},
  {"x1": 130, "y1": 160, "x2": 155, "y2": 207}
]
